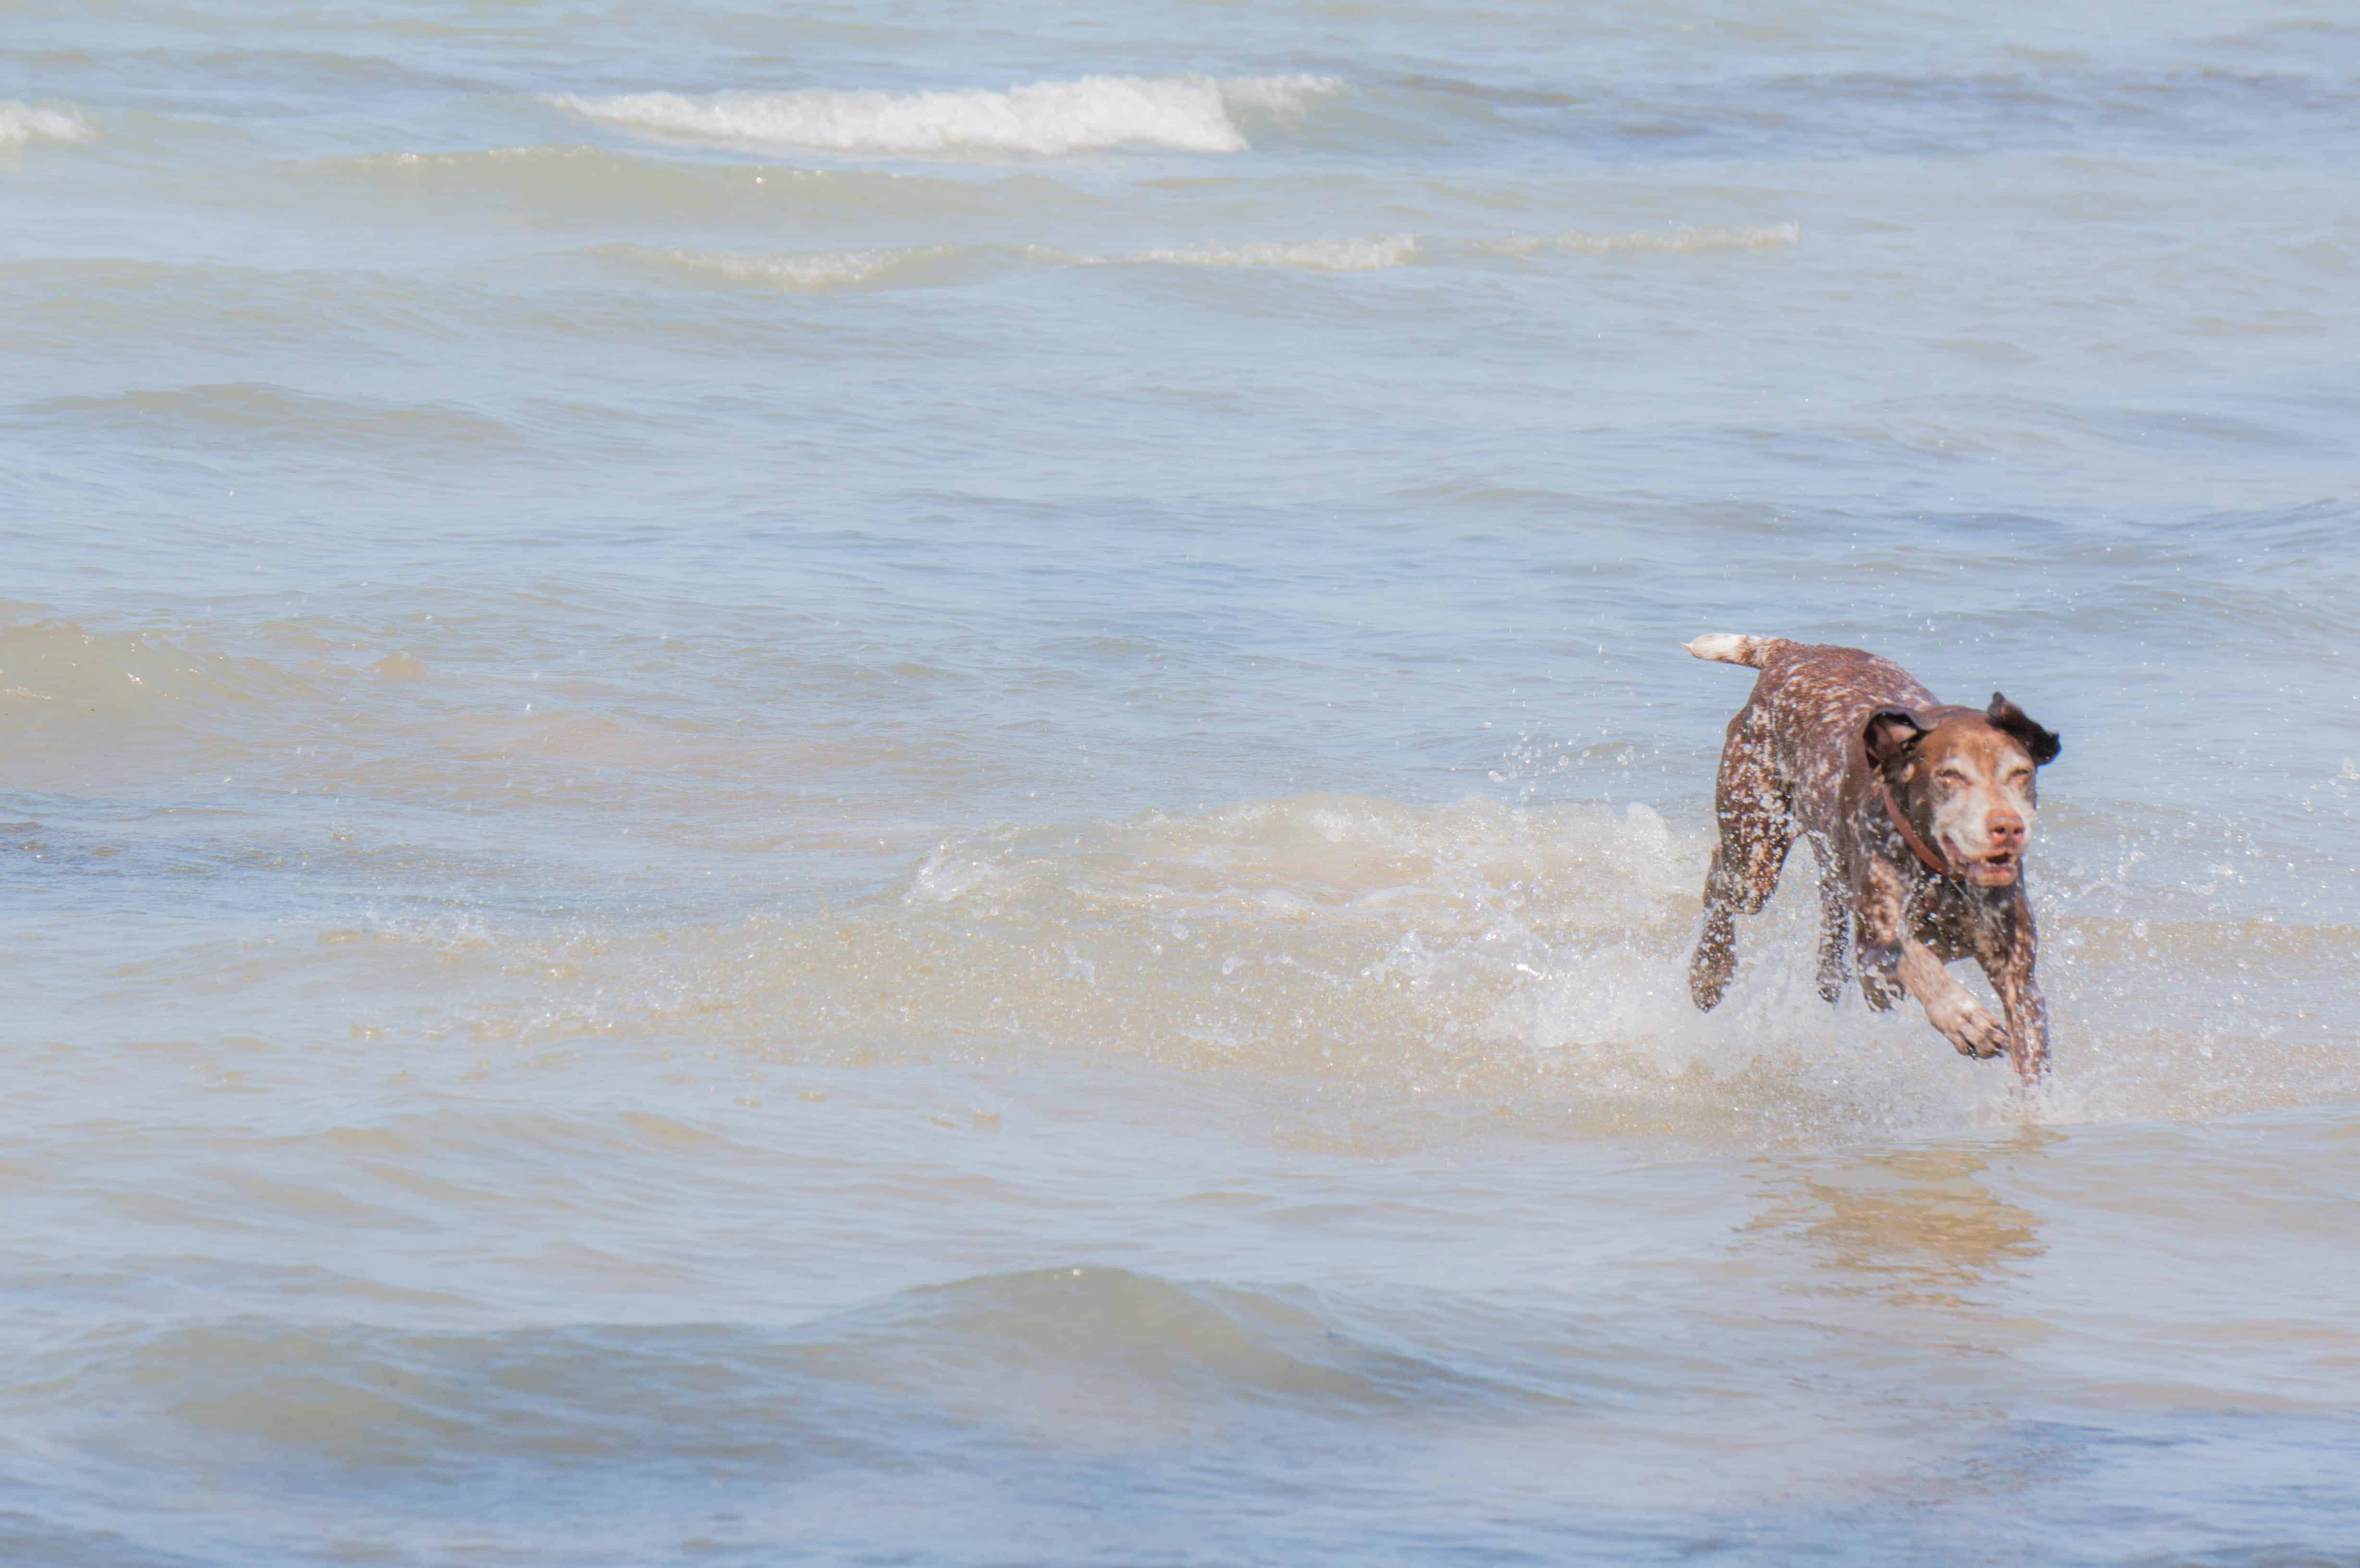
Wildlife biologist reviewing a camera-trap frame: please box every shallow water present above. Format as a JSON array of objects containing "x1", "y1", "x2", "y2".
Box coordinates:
[{"x1": 4, "y1": 0, "x2": 2359, "y2": 1562}]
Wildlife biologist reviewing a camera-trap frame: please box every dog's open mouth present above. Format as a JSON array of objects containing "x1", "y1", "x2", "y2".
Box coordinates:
[
  {"x1": 1939, "y1": 833, "x2": 2021, "y2": 885},
  {"x1": 1957, "y1": 847, "x2": 2018, "y2": 886}
]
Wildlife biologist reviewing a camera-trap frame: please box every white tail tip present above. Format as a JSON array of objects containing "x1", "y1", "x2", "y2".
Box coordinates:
[{"x1": 1685, "y1": 633, "x2": 1769, "y2": 667}]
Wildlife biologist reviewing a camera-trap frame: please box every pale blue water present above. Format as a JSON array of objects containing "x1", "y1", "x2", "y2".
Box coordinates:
[{"x1": 3, "y1": 2, "x2": 2359, "y2": 1563}]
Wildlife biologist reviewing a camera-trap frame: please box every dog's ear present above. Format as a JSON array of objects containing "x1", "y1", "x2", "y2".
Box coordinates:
[
  {"x1": 1987, "y1": 693, "x2": 2061, "y2": 765},
  {"x1": 1863, "y1": 708, "x2": 1929, "y2": 769}
]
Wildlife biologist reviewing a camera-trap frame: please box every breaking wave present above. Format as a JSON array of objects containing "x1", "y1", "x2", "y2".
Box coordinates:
[
  {"x1": 356, "y1": 790, "x2": 2360, "y2": 1146},
  {"x1": 0, "y1": 100, "x2": 93, "y2": 149},
  {"x1": 545, "y1": 73, "x2": 1345, "y2": 157}
]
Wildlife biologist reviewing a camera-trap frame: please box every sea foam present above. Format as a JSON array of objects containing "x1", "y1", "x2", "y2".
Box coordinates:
[
  {"x1": 635, "y1": 223, "x2": 1797, "y2": 294},
  {"x1": 545, "y1": 73, "x2": 1343, "y2": 156},
  {"x1": 659, "y1": 244, "x2": 978, "y2": 291},
  {"x1": 0, "y1": 100, "x2": 93, "y2": 148},
  {"x1": 647, "y1": 235, "x2": 1422, "y2": 293},
  {"x1": 1479, "y1": 221, "x2": 1803, "y2": 256},
  {"x1": 1108, "y1": 233, "x2": 1420, "y2": 271}
]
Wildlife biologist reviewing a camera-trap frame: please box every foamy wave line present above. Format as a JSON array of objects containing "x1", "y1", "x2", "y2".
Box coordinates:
[
  {"x1": 1100, "y1": 233, "x2": 1420, "y2": 271},
  {"x1": 660, "y1": 244, "x2": 974, "y2": 290},
  {"x1": 0, "y1": 101, "x2": 94, "y2": 149},
  {"x1": 653, "y1": 234, "x2": 1422, "y2": 291},
  {"x1": 544, "y1": 73, "x2": 1342, "y2": 156},
  {"x1": 1478, "y1": 221, "x2": 1802, "y2": 257},
  {"x1": 650, "y1": 223, "x2": 1795, "y2": 291}
]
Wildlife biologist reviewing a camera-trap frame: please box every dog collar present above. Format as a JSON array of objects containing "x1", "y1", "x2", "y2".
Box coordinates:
[{"x1": 1878, "y1": 775, "x2": 1958, "y2": 879}]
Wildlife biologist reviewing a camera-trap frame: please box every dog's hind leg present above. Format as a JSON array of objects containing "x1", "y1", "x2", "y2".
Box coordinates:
[
  {"x1": 1690, "y1": 849, "x2": 1742, "y2": 1011},
  {"x1": 1689, "y1": 781, "x2": 1793, "y2": 1012}
]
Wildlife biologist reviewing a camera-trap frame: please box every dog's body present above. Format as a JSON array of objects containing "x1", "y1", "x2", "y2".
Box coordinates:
[{"x1": 1684, "y1": 634, "x2": 2062, "y2": 1082}]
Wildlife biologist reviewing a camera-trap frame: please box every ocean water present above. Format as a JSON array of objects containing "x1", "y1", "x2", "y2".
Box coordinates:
[{"x1": 4, "y1": 0, "x2": 2359, "y2": 1561}]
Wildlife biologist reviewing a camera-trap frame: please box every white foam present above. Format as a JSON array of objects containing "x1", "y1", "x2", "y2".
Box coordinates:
[
  {"x1": 545, "y1": 74, "x2": 1342, "y2": 157},
  {"x1": 1109, "y1": 233, "x2": 1420, "y2": 271},
  {"x1": 638, "y1": 222, "x2": 1786, "y2": 294},
  {"x1": 662, "y1": 244, "x2": 964, "y2": 291},
  {"x1": 652, "y1": 234, "x2": 1420, "y2": 290},
  {"x1": 1480, "y1": 221, "x2": 1802, "y2": 257},
  {"x1": 0, "y1": 101, "x2": 93, "y2": 149}
]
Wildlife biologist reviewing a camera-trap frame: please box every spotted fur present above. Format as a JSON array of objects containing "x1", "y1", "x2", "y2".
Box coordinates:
[{"x1": 1685, "y1": 637, "x2": 2064, "y2": 1082}]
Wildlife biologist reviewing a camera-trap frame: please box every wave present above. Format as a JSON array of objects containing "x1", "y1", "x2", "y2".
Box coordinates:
[
  {"x1": 1475, "y1": 221, "x2": 1803, "y2": 257},
  {"x1": 25, "y1": 1267, "x2": 1551, "y2": 1481},
  {"x1": 25, "y1": 382, "x2": 515, "y2": 451},
  {"x1": 642, "y1": 241, "x2": 1004, "y2": 293},
  {"x1": 627, "y1": 222, "x2": 1788, "y2": 294},
  {"x1": 641, "y1": 234, "x2": 1426, "y2": 291},
  {"x1": 277, "y1": 144, "x2": 1090, "y2": 224},
  {"x1": 367, "y1": 786, "x2": 2358, "y2": 1145},
  {"x1": 544, "y1": 73, "x2": 1344, "y2": 156},
  {"x1": 1108, "y1": 233, "x2": 1421, "y2": 271},
  {"x1": 1358, "y1": 63, "x2": 2360, "y2": 163},
  {"x1": 0, "y1": 100, "x2": 93, "y2": 149}
]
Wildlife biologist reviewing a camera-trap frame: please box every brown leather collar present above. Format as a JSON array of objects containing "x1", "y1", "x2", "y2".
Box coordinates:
[{"x1": 1878, "y1": 774, "x2": 1958, "y2": 879}]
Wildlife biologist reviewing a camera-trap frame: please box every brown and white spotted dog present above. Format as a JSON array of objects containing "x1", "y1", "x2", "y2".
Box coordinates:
[{"x1": 1684, "y1": 634, "x2": 2063, "y2": 1082}]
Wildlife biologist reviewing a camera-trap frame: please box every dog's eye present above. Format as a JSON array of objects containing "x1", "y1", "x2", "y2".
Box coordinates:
[{"x1": 1935, "y1": 767, "x2": 1965, "y2": 783}]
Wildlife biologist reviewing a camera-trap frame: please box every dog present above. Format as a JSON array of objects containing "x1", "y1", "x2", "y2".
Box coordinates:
[{"x1": 1683, "y1": 634, "x2": 2062, "y2": 1082}]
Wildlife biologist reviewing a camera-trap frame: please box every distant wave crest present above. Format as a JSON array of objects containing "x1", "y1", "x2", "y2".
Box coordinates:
[
  {"x1": 1108, "y1": 233, "x2": 1420, "y2": 271},
  {"x1": 544, "y1": 73, "x2": 1344, "y2": 156},
  {"x1": 647, "y1": 234, "x2": 1421, "y2": 293},
  {"x1": 0, "y1": 100, "x2": 94, "y2": 149},
  {"x1": 637, "y1": 223, "x2": 1800, "y2": 293},
  {"x1": 1479, "y1": 221, "x2": 1802, "y2": 256},
  {"x1": 656, "y1": 243, "x2": 979, "y2": 291}
]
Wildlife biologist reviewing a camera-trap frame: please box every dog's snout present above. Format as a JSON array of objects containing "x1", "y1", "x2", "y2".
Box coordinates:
[{"x1": 1985, "y1": 809, "x2": 2024, "y2": 848}]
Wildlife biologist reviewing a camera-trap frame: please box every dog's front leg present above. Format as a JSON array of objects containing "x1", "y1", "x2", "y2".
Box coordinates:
[
  {"x1": 1896, "y1": 942, "x2": 2009, "y2": 1059},
  {"x1": 1811, "y1": 842, "x2": 1849, "y2": 1004},
  {"x1": 1856, "y1": 866, "x2": 2008, "y2": 1058},
  {"x1": 1852, "y1": 860, "x2": 1909, "y2": 1011},
  {"x1": 1854, "y1": 913, "x2": 1903, "y2": 1011},
  {"x1": 1993, "y1": 971, "x2": 2050, "y2": 1081},
  {"x1": 1979, "y1": 902, "x2": 2050, "y2": 1083}
]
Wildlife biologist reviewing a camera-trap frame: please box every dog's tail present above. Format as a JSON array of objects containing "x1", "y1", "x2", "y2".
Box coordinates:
[{"x1": 1684, "y1": 633, "x2": 1777, "y2": 668}]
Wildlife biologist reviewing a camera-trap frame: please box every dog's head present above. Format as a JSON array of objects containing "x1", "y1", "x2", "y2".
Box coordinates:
[{"x1": 1863, "y1": 694, "x2": 2061, "y2": 888}]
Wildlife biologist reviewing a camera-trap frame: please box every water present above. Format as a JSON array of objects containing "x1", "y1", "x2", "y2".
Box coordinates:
[{"x1": 4, "y1": 0, "x2": 2359, "y2": 1560}]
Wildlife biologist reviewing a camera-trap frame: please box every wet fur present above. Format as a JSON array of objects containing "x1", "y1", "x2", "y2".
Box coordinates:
[{"x1": 1684, "y1": 636, "x2": 2063, "y2": 1082}]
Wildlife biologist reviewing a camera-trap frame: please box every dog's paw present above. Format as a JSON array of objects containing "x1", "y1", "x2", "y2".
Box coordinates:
[
  {"x1": 1932, "y1": 1002, "x2": 2009, "y2": 1059},
  {"x1": 1689, "y1": 940, "x2": 1735, "y2": 1013}
]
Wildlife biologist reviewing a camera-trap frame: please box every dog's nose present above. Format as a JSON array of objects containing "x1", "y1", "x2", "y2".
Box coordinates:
[{"x1": 1986, "y1": 810, "x2": 2024, "y2": 848}]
